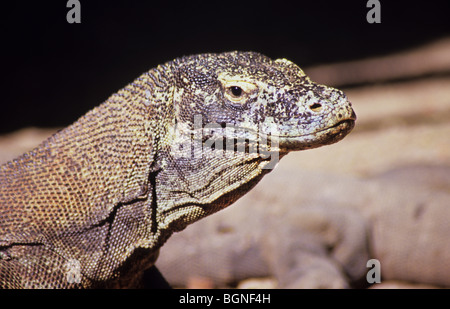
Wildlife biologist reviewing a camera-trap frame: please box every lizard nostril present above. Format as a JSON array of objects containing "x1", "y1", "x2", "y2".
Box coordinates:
[{"x1": 309, "y1": 103, "x2": 322, "y2": 112}]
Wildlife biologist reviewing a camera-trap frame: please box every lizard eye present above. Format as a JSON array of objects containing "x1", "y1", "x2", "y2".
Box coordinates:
[
  {"x1": 218, "y1": 74, "x2": 258, "y2": 104},
  {"x1": 224, "y1": 85, "x2": 249, "y2": 103},
  {"x1": 229, "y1": 86, "x2": 243, "y2": 98}
]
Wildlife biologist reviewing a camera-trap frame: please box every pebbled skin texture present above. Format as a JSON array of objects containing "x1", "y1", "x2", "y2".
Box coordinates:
[{"x1": 0, "y1": 51, "x2": 355, "y2": 288}]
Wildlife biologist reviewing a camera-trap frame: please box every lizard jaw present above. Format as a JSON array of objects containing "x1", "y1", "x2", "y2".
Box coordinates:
[{"x1": 277, "y1": 117, "x2": 356, "y2": 151}]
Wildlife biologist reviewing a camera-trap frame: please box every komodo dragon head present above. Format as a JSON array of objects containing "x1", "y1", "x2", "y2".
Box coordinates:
[
  {"x1": 170, "y1": 51, "x2": 355, "y2": 156},
  {"x1": 154, "y1": 51, "x2": 356, "y2": 234}
]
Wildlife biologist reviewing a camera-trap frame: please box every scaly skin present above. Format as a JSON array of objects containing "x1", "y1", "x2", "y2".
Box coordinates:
[{"x1": 0, "y1": 51, "x2": 355, "y2": 288}]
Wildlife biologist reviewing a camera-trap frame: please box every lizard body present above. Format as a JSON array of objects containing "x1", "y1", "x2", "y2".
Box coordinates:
[{"x1": 0, "y1": 52, "x2": 355, "y2": 288}]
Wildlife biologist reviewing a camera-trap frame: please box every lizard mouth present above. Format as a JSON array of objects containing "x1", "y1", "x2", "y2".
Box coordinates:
[
  {"x1": 195, "y1": 110, "x2": 356, "y2": 153},
  {"x1": 278, "y1": 117, "x2": 356, "y2": 151},
  {"x1": 321, "y1": 118, "x2": 356, "y2": 136}
]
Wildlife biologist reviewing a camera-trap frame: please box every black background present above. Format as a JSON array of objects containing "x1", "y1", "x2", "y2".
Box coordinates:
[{"x1": 1, "y1": 0, "x2": 449, "y2": 133}]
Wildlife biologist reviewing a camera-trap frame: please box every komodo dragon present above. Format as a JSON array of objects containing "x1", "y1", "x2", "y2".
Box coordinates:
[{"x1": 0, "y1": 51, "x2": 355, "y2": 288}]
